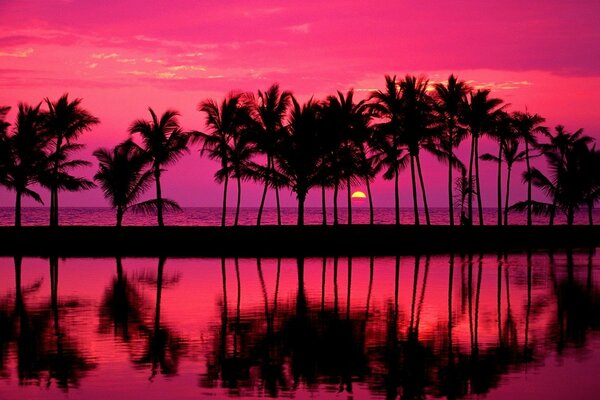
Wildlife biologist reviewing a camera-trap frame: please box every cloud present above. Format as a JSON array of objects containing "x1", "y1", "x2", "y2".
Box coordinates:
[
  {"x1": 0, "y1": 48, "x2": 34, "y2": 57},
  {"x1": 92, "y1": 52, "x2": 119, "y2": 59},
  {"x1": 287, "y1": 23, "x2": 310, "y2": 34}
]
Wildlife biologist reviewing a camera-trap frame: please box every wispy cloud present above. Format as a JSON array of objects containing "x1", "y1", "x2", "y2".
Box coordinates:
[
  {"x1": 92, "y1": 52, "x2": 119, "y2": 59},
  {"x1": 287, "y1": 23, "x2": 310, "y2": 34},
  {"x1": 0, "y1": 48, "x2": 33, "y2": 57}
]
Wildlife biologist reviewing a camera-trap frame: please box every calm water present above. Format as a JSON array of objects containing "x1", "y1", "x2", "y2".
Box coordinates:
[
  {"x1": 1, "y1": 206, "x2": 598, "y2": 226},
  {"x1": 0, "y1": 252, "x2": 599, "y2": 399}
]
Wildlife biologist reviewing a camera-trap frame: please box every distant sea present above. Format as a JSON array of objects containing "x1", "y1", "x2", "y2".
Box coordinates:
[{"x1": 0, "y1": 207, "x2": 598, "y2": 226}]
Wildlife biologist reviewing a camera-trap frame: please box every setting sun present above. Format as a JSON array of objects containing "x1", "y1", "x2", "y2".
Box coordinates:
[{"x1": 351, "y1": 191, "x2": 367, "y2": 199}]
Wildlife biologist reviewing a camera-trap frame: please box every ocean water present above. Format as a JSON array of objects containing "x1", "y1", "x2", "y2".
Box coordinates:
[
  {"x1": 0, "y1": 206, "x2": 598, "y2": 226},
  {"x1": 0, "y1": 251, "x2": 599, "y2": 399}
]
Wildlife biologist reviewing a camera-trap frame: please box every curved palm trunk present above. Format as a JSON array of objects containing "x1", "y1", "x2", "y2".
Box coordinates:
[
  {"x1": 275, "y1": 186, "x2": 282, "y2": 226},
  {"x1": 221, "y1": 174, "x2": 229, "y2": 227},
  {"x1": 410, "y1": 155, "x2": 419, "y2": 225},
  {"x1": 475, "y1": 139, "x2": 484, "y2": 225},
  {"x1": 234, "y1": 175, "x2": 242, "y2": 226},
  {"x1": 394, "y1": 169, "x2": 400, "y2": 225},
  {"x1": 346, "y1": 177, "x2": 352, "y2": 225},
  {"x1": 525, "y1": 142, "x2": 532, "y2": 226},
  {"x1": 366, "y1": 178, "x2": 374, "y2": 225},
  {"x1": 497, "y1": 143, "x2": 503, "y2": 226},
  {"x1": 15, "y1": 190, "x2": 22, "y2": 227},
  {"x1": 321, "y1": 186, "x2": 327, "y2": 225},
  {"x1": 468, "y1": 136, "x2": 476, "y2": 224},
  {"x1": 448, "y1": 147, "x2": 454, "y2": 226},
  {"x1": 333, "y1": 183, "x2": 339, "y2": 225},
  {"x1": 116, "y1": 206, "x2": 124, "y2": 227},
  {"x1": 257, "y1": 157, "x2": 271, "y2": 226},
  {"x1": 154, "y1": 165, "x2": 164, "y2": 227},
  {"x1": 415, "y1": 155, "x2": 430, "y2": 225},
  {"x1": 504, "y1": 166, "x2": 513, "y2": 225}
]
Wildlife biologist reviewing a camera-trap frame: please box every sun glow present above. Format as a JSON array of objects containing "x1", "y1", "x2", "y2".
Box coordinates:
[{"x1": 351, "y1": 191, "x2": 367, "y2": 199}]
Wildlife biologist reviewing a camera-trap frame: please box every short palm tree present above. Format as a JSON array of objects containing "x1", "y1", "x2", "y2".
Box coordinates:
[
  {"x1": 93, "y1": 139, "x2": 157, "y2": 227},
  {"x1": 433, "y1": 75, "x2": 471, "y2": 226},
  {"x1": 512, "y1": 111, "x2": 548, "y2": 225},
  {"x1": 2, "y1": 103, "x2": 49, "y2": 226},
  {"x1": 43, "y1": 94, "x2": 99, "y2": 226},
  {"x1": 245, "y1": 84, "x2": 292, "y2": 225},
  {"x1": 198, "y1": 94, "x2": 253, "y2": 226},
  {"x1": 129, "y1": 108, "x2": 190, "y2": 227}
]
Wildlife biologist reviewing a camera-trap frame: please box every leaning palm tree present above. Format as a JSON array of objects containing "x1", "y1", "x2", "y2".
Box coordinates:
[
  {"x1": 44, "y1": 94, "x2": 99, "y2": 227},
  {"x1": 2, "y1": 103, "x2": 49, "y2": 226},
  {"x1": 462, "y1": 90, "x2": 503, "y2": 225},
  {"x1": 93, "y1": 139, "x2": 158, "y2": 227},
  {"x1": 129, "y1": 108, "x2": 190, "y2": 227},
  {"x1": 273, "y1": 98, "x2": 323, "y2": 225},
  {"x1": 433, "y1": 75, "x2": 471, "y2": 226},
  {"x1": 198, "y1": 94, "x2": 253, "y2": 226},
  {"x1": 512, "y1": 111, "x2": 548, "y2": 225},
  {"x1": 245, "y1": 84, "x2": 292, "y2": 225}
]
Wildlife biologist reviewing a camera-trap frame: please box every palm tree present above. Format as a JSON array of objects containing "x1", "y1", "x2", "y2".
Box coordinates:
[
  {"x1": 273, "y1": 98, "x2": 323, "y2": 225},
  {"x1": 2, "y1": 103, "x2": 49, "y2": 226},
  {"x1": 433, "y1": 75, "x2": 471, "y2": 226},
  {"x1": 0, "y1": 105, "x2": 11, "y2": 184},
  {"x1": 512, "y1": 111, "x2": 547, "y2": 225},
  {"x1": 93, "y1": 139, "x2": 157, "y2": 227},
  {"x1": 245, "y1": 84, "x2": 292, "y2": 225},
  {"x1": 399, "y1": 75, "x2": 438, "y2": 225},
  {"x1": 198, "y1": 94, "x2": 253, "y2": 226},
  {"x1": 43, "y1": 94, "x2": 99, "y2": 227},
  {"x1": 501, "y1": 137, "x2": 526, "y2": 225},
  {"x1": 538, "y1": 125, "x2": 593, "y2": 224},
  {"x1": 129, "y1": 108, "x2": 190, "y2": 227},
  {"x1": 369, "y1": 75, "x2": 407, "y2": 225},
  {"x1": 462, "y1": 90, "x2": 503, "y2": 225}
]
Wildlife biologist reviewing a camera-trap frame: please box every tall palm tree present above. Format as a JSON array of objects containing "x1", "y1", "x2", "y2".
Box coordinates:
[
  {"x1": 245, "y1": 84, "x2": 292, "y2": 225},
  {"x1": 2, "y1": 103, "x2": 49, "y2": 226},
  {"x1": 129, "y1": 108, "x2": 190, "y2": 227},
  {"x1": 433, "y1": 75, "x2": 471, "y2": 226},
  {"x1": 0, "y1": 105, "x2": 11, "y2": 184},
  {"x1": 198, "y1": 94, "x2": 253, "y2": 226},
  {"x1": 512, "y1": 111, "x2": 548, "y2": 225},
  {"x1": 399, "y1": 75, "x2": 438, "y2": 225},
  {"x1": 44, "y1": 94, "x2": 99, "y2": 227},
  {"x1": 462, "y1": 90, "x2": 503, "y2": 225},
  {"x1": 93, "y1": 139, "x2": 157, "y2": 227},
  {"x1": 273, "y1": 98, "x2": 323, "y2": 225},
  {"x1": 501, "y1": 137, "x2": 526, "y2": 225},
  {"x1": 538, "y1": 125, "x2": 593, "y2": 225}
]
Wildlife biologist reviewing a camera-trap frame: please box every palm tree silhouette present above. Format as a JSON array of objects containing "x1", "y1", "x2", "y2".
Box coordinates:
[
  {"x1": 1, "y1": 103, "x2": 49, "y2": 226},
  {"x1": 198, "y1": 94, "x2": 253, "y2": 226},
  {"x1": 245, "y1": 84, "x2": 292, "y2": 225},
  {"x1": 272, "y1": 98, "x2": 323, "y2": 225},
  {"x1": 129, "y1": 108, "x2": 190, "y2": 227},
  {"x1": 93, "y1": 139, "x2": 155, "y2": 226},
  {"x1": 0, "y1": 106, "x2": 11, "y2": 186},
  {"x1": 433, "y1": 75, "x2": 471, "y2": 226},
  {"x1": 512, "y1": 111, "x2": 548, "y2": 225},
  {"x1": 498, "y1": 136, "x2": 526, "y2": 225},
  {"x1": 43, "y1": 94, "x2": 99, "y2": 227},
  {"x1": 462, "y1": 90, "x2": 503, "y2": 225}
]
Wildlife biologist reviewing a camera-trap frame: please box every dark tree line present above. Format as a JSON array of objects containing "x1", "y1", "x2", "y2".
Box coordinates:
[{"x1": 1, "y1": 75, "x2": 598, "y2": 226}]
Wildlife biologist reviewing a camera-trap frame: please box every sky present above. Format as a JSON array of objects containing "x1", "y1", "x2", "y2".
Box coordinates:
[{"x1": 1, "y1": 0, "x2": 599, "y2": 209}]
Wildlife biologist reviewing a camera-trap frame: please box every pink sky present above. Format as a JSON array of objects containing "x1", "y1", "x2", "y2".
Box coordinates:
[{"x1": 1, "y1": 0, "x2": 599, "y2": 209}]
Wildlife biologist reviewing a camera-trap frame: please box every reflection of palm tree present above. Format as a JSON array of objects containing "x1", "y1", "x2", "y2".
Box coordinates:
[{"x1": 129, "y1": 109, "x2": 190, "y2": 227}]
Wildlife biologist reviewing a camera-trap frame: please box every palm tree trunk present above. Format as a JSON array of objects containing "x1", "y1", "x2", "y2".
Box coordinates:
[
  {"x1": 497, "y1": 143, "x2": 503, "y2": 226},
  {"x1": 567, "y1": 207, "x2": 574, "y2": 226},
  {"x1": 116, "y1": 206, "x2": 123, "y2": 227},
  {"x1": 297, "y1": 193, "x2": 306, "y2": 226},
  {"x1": 468, "y1": 136, "x2": 476, "y2": 224},
  {"x1": 550, "y1": 198, "x2": 557, "y2": 225},
  {"x1": 448, "y1": 147, "x2": 454, "y2": 226},
  {"x1": 221, "y1": 174, "x2": 229, "y2": 227},
  {"x1": 366, "y1": 178, "x2": 374, "y2": 225},
  {"x1": 15, "y1": 190, "x2": 22, "y2": 227},
  {"x1": 333, "y1": 183, "x2": 339, "y2": 225},
  {"x1": 234, "y1": 175, "x2": 242, "y2": 226},
  {"x1": 504, "y1": 167, "x2": 512, "y2": 225},
  {"x1": 50, "y1": 137, "x2": 63, "y2": 227},
  {"x1": 275, "y1": 185, "x2": 282, "y2": 226},
  {"x1": 475, "y1": 139, "x2": 484, "y2": 225},
  {"x1": 525, "y1": 142, "x2": 532, "y2": 226},
  {"x1": 416, "y1": 154, "x2": 430, "y2": 225},
  {"x1": 394, "y1": 169, "x2": 400, "y2": 225},
  {"x1": 257, "y1": 157, "x2": 270, "y2": 226},
  {"x1": 588, "y1": 200, "x2": 593, "y2": 225},
  {"x1": 154, "y1": 166, "x2": 164, "y2": 227},
  {"x1": 410, "y1": 155, "x2": 419, "y2": 225},
  {"x1": 346, "y1": 177, "x2": 352, "y2": 225},
  {"x1": 321, "y1": 185, "x2": 327, "y2": 225}
]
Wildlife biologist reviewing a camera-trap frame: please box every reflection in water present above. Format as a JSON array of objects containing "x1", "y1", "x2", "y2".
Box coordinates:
[{"x1": 0, "y1": 251, "x2": 599, "y2": 399}]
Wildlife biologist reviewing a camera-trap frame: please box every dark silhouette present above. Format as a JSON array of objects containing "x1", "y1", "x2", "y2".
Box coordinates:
[{"x1": 129, "y1": 108, "x2": 189, "y2": 227}]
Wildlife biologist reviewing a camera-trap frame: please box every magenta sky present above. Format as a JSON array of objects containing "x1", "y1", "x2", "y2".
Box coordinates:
[{"x1": 1, "y1": 0, "x2": 599, "y2": 208}]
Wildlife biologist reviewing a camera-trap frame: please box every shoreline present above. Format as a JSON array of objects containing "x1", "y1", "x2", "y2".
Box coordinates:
[{"x1": 1, "y1": 225, "x2": 599, "y2": 257}]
